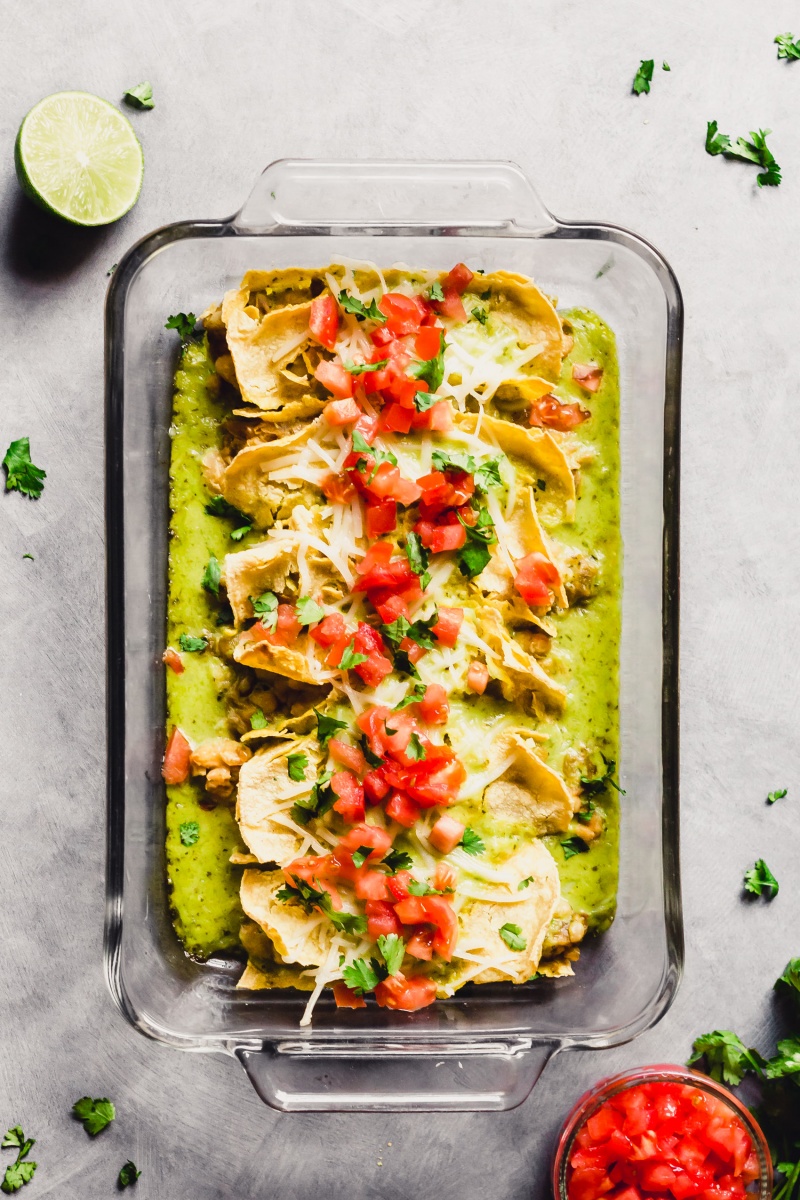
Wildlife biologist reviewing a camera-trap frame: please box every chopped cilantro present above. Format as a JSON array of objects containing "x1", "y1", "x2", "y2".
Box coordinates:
[
  {"x1": 296, "y1": 596, "x2": 325, "y2": 625},
  {"x1": 287, "y1": 753, "x2": 308, "y2": 782},
  {"x1": 459, "y1": 827, "x2": 486, "y2": 856},
  {"x1": 342, "y1": 957, "x2": 384, "y2": 994},
  {"x1": 179, "y1": 821, "x2": 200, "y2": 846},
  {"x1": 72, "y1": 1096, "x2": 115, "y2": 1136},
  {"x1": 230, "y1": 524, "x2": 252, "y2": 541},
  {"x1": 575, "y1": 799, "x2": 596, "y2": 825},
  {"x1": 561, "y1": 836, "x2": 589, "y2": 861},
  {"x1": 178, "y1": 633, "x2": 207, "y2": 653},
  {"x1": 744, "y1": 859, "x2": 779, "y2": 898},
  {"x1": 204, "y1": 495, "x2": 247, "y2": 522},
  {"x1": 351, "y1": 430, "x2": 397, "y2": 481},
  {"x1": 776, "y1": 33, "x2": 800, "y2": 60},
  {"x1": 580, "y1": 754, "x2": 625, "y2": 795},
  {"x1": 404, "y1": 532, "x2": 429, "y2": 578},
  {"x1": 351, "y1": 845, "x2": 373, "y2": 869},
  {"x1": 1, "y1": 1127, "x2": 36, "y2": 1195},
  {"x1": 768, "y1": 788, "x2": 788, "y2": 805},
  {"x1": 314, "y1": 709, "x2": 348, "y2": 748},
  {"x1": 381, "y1": 612, "x2": 438, "y2": 653},
  {"x1": 705, "y1": 121, "x2": 782, "y2": 187},
  {"x1": 413, "y1": 391, "x2": 438, "y2": 412},
  {"x1": 471, "y1": 305, "x2": 489, "y2": 325},
  {"x1": 426, "y1": 281, "x2": 445, "y2": 302},
  {"x1": 518, "y1": 875, "x2": 535, "y2": 890},
  {"x1": 632, "y1": 58, "x2": 655, "y2": 95},
  {"x1": 291, "y1": 769, "x2": 335, "y2": 825},
  {"x1": 406, "y1": 732, "x2": 426, "y2": 761},
  {"x1": 278, "y1": 873, "x2": 368, "y2": 934},
  {"x1": 201, "y1": 555, "x2": 221, "y2": 596},
  {"x1": 432, "y1": 448, "x2": 475, "y2": 475},
  {"x1": 338, "y1": 291, "x2": 386, "y2": 322},
  {"x1": 123, "y1": 81, "x2": 154, "y2": 109},
  {"x1": 662, "y1": 61, "x2": 671, "y2": 71},
  {"x1": 338, "y1": 639, "x2": 369, "y2": 670},
  {"x1": 456, "y1": 507, "x2": 496, "y2": 579},
  {"x1": 394, "y1": 681, "x2": 427, "y2": 711},
  {"x1": 118, "y1": 1160, "x2": 142, "y2": 1188},
  {"x1": 392, "y1": 649, "x2": 421, "y2": 678},
  {"x1": 383, "y1": 848, "x2": 413, "y2": 873},
  {"x1": 251, "y1": 590, "x2": 278, "y2": 630},
  {"x1": 473, "y1": 456, "x2": 504, "y2": 494},
  {"x1": 407, "y1": 877, "x2": 453, "y2": 897},
  {"x1": 250, "y1": 708, "x2": 268, "y2": 730},
  {"x1": 3, "y1": 438, "x2": 46, "y2": 499},
  {"x1": 21, "y1": 554, "x2": 33, "y2": 561},
  {"x1": 499, "y1": 923, "x2": 527, "y2": 951},
  {"x1": 359, "y1": 734, "x2": 383, "y2": 767},
  {"x1": 408, "y1": 334, "x2": 445, "y2": 393},
  {"x1": 775, "y1": 957, "x2": 800, "y2": 1009},
  {"x1": 343, "y1": 359, "x2": 387, "y2": 375},
  {"x1": 377, "y1": 933, "x2": 405, "y2": 975},
  {"x1": 688, "y1": 1030, "x2": 765, "y2": 1087},
  {"x1": 165, "y1": 312, "x2": 197, "y2": 341}
]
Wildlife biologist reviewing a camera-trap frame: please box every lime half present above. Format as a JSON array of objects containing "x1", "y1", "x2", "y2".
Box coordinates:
[{"x1": 15, "y1": 91, "x2": 143, "y2": 226}]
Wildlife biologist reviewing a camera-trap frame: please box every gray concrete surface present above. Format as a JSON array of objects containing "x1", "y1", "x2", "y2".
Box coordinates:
[{"x1": 2, "y1": 1, "x2": 800, "y2": 1196}]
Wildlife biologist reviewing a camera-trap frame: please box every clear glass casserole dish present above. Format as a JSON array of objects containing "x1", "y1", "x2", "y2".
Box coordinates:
[{"x1": 104, "y1": 159, "x2": 682, "y2": 1112}]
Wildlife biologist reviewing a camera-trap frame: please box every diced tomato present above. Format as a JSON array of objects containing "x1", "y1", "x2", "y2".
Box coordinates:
[
  {"x1": 315, "y1": 359, "x2": 353, "y2": 399},
  {"x1": 353, "y1": 413, "x2": 380, "y2": 444},
  {"x1": 356, "y1": 704, "x2": 392, "y2": 756},
  {"x1": 331, "y1": 771, "x2": 365, "y2": 824},
  {"x1": 392, "y1": 475, "x2": 423, "y2": 506},
  {"x1": 356, "y1": 541, "x2": 394, "y2": 577},
  {"x1": 354, "y1": 555, "x2": 417, "y2": 597},
  {"x1": 416, "y1": 470, "x2": 452, "y2": 512},
  {"x1": 529, "y1": 394, "x2": 590, "y2": 430},
  {"x1": 406, "y1": 929, "x2": 434, "y2": 960},
  {"x1": 309, "y1": 293, "x2": 339, "y2": 350},
  {"x1": 354, "y1": 869, "x2": 389, "y2": 901},
  {"x1": 378, "y1": 292, "x2": 424, "y2": 337},
  {"x1": 414, "y1": 326, "x2": 443, "y2": 361},
  {"x1": 467, "y1": 660, "x2": 490, "y2": 694},
  {"x1": 328, "y1": 739, "x2": 368, "y2": 775},
  {"x1": 379, "y1": 401, "x2": 414, "y2": 434},
  {"x1": 363, "y1": 769, "x2": 389, "y2": 805},
  {"x1": 374, "y1": 593, "x2": 410, "y2": 624},
  {"x1": 332, "y1": 981, "x2": 366, "y2": 1009},
  {"x1": 432, "y1": 606, "x2": 463, "y2": 647},
  {"x1": 354, "y1": 649, "x2": 394, "y2": 688},
  {"x1": 423, "y1": 895, "x2": 458, "y2": 959},
  {"x1": 587, "y1": 1107, "x2": 623, "y2": 1143},
  {"x1": 321, "y1": 472, "x2": 357, "y2": 504},
  {"x1": 324, "y1": 397, "x2": 361, "y2": 426},
  {"x1": 374, "y1": 973, "x2": 437, "y2": 1012},
  {"x1": 163, "y1": 727, "x2": 191, "y2": 784},
  {"x1": 267, "y1": 604, "x2": 302, "y2": 646},
  {"x1": 406, "y1": 758, "x2": 467, "y2": 808},
  {"x1": 387, "y1": 870, "x2": 412, "y2": 901},
  {"x1": 399, "y1": 637, "x2": 426, "y2": 665},
  {"x1": 366, "y1": 498, "x2": 397, "y2": 539},
  {"x1": 418, "y1": 683, "x2": 449, "y2": 725},
  {"x1": 385, "y1": 791, "x2": 419, "y2": 828},
  {"x1": 309, "y1": 612, "x2": 346, "y2": 647},
  {"x1": 426, "y1": 400, "x2": 453, "y2": 432},
  {"x1": 429, "y1": 814, "x2": 465, "y2": 854},
  {"x1": 393, "y1": 895, "x2": 427, "y2": 924},
  {"x1": 444, "y1": 263, "x2": 474, "y2": 294},
  {"x1": 163, "y1": 647, "x2": 184, "y2": 674},
  {"x1": 366, "y1": 899, "x2": 404, "y2": 939},
  {"x1": 572, "y1": 363, "x2": 604, "y2": 392},
  {"x1": 429, "y1": 522, "x2": 466, "y2": 553},
  {"x1": 437, "y1": 286, "x2": 467, "y2": 322},
  {"x1": 337, "y1": 823, "x2": 393, "y2": 860},
  {"x1": 432, "y1": 861, "x2": 458, "y2": 892},
  {"x1": 514, "y1": 552, "x2": 560, "y2": 607}
]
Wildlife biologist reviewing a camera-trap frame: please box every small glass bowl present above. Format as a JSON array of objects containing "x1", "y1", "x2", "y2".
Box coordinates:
[{"x1": 552, "y1": 1064, "x2": 772, "y2": 1200}]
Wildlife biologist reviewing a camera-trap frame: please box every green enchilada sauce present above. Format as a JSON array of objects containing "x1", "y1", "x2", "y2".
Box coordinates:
[{"x1": 165, "y1": 309, "x2": 621, "y2": 960}]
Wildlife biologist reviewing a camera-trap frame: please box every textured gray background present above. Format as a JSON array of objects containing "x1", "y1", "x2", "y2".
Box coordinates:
[{"x1": 2, "y1": 1, "x2": 800, "y2": 1197}]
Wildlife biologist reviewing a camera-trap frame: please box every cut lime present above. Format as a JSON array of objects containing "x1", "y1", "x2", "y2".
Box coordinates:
[{"x1": 15, "y1": 91, "x2": 143, "y2": 226}]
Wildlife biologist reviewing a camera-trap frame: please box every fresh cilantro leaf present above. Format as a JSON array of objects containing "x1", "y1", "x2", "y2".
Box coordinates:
[
  {"x1": 744, "y1": 859, "x2": 779, "y2": 898},
  {"x1": 0, "y1": 1132, "x2": 25, "y2": 1153},
  {"x1": 705, "y1": 122, "x2": 782, "y2": 186},
  {"x1": 408, "y1": 334, "x2": 445, "y2": 393},
  {"x1": 343, "y1": 359, "x2": 387, "y2": 375},
  {"x1": 768, "y1": 788, "x2": 788, "y2": 805},
  {"x1": 662, "y1": 61, "x2": 671, "y2": 71},
  {"x1": 705, "y1": 120, "x2": 732, "y2": 156},
  {"x1": 342, "y1": 957, "x2": 384, "y2": 994},
  {"x1": 459, "y1": 827, "x2": 486, "y2": 856},
  {"x1": 351, "y1": 430, "x2": 398, "y2": 481},
  {"x1": 456, "y1": 507, "x2": 496, "y2": 579},
  {"x1": 404, "y1": 532, "x2": 429, "y2": 578},
  {"x1": 471, "y1": 305, "x2": 489, "y2": 325},
  {"x1": 119, "y1": 1160, "x2": 142, "y2": 1188},
  {"x1": 392, "y1": 649, "x2": 421, "y2": 678},
  {"x1": 473, "y1": 456, "x2": 504, "y2": 493},
  {"x1": 314, "y1": 709, "x2": 348, "y2": 748},
  {"x1": 165, "y1": 312, "x2": 197, "y2": 341},
  {"x1": 72, "y1": 1096, "x2": 116, "y2": 1136},
  {"x1": 575, "y1": 799, "x2": 596, "y2": 825},
  {"x1": 216, "y1": 602, "x2": 234, "y2": 627},
  {"x1": 338, "y1": 291, "x2": 386, "y2": 322},
  {"x1": 688, "y1": 1030, "x2": 765, "y2": 1086},
  {"x1": 561, "y1": 836, "x2": 589, "y2": 861},
  {"x1": 580, "y1": 755, "x2": 625, "y2": 796},
  {"x1": 774, "y1": 957, "x2": 800, "y2": 1008},
  {"x1": 518, "y1": 875, "x2": 535, "y2": 890},
  {"x1": 765, "y1": 1036, "x2": 800, "y2": 1079},
  {"x1": 413, "y1": 391, "x2": 438, "y2": 412},
  {"x1": 251, "y1": 590, "x2": 278, "y2": 631},
  {"x1": 278, "y1": 875, "x2": 366, "y2": 936},
  {"x1": 407, "y1": 878, "x2": 453, "y2": 897},
  {"x1": 351, "y1": 845, "x2": 373, "y2": 869},
  {"x1": 499, "y1": 923, "x2": 527, "y2": 951},
  {"x1": 123, "y1": 81, "x2": 154, "y2": 109},
  {"x1": 432, "y1": 448, "x2": 476, "y2": 475},
  {"x1": 406, "y1": 732, "x2": 426, "y2": 761},
  {"x1": 338, "y1": 639, "x2": 368, "y2": 670},
  {"x1": 286, "y1": 753, "x2": 308, "y2": 782},
  {"x1": 351, "y1": 430, "x2": 372, "y2": 456},
  {"x1": 21, "y1": 554, "x2": 33, "y2": 561},
  {"x1": 381, "y1": 611, "x2": 437, "y2": 653},
  {"x1": 377, "y1": 933, "x2": 405, "y2": 975},
  {"x1": 250, "y1": 708, "x2": 267, "y2": 730},
  {"x1": 201, "y1": 555, "x2": 221, "y2": 596},
  {"x1": 2, "y1": 439, "x2": 46, "y2": 499},
  {"x1": 291, "y1": 769, "x2": 335, "y2": 825},
  {"x1": 632, "y1": 58, "x2": 655, "y2": 95},
  {"x1": 230, "y1": 524, "x2": 252, "y2": 541},
  {"x1": 296, "y1": 596, "x2": 325, "y2": 625},
  {"x1": 179, "y1": 821, "x2": 200, "y2": 847},
  {"x1": 776, "y1": 33, "x2": 800, "y2": 60},
  {"x1": 359, "y1": 734, "x2": 383, "y2": 767},
  {"x1": 383, "y1": 848, "x2": 413, "y2": 873},
  {"x1": 2, "y1": 1161, "x2": 36, "y2": 1192},
  {"x1": 205, "y1": 495, "x2": 247, "y2": 522},
  {"x1": 324, "y1": 901, "x2": 368, "y2": 936},
  {"x1": 178, "y1": 633, "x2": 207, "y2": 653},
  {"x1": 394, "y1": 681, "x2": 427, "y2": 711},
  {"x1": 427, "y1": 281, "x2": 444, "y2": 302}
]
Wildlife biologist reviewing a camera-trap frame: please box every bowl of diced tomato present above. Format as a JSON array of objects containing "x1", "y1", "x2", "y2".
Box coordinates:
[{"x1": 552, "y1": 1066, "x2": 771, "y2": 1200}]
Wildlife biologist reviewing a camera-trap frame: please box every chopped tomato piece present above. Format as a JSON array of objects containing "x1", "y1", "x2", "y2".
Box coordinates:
[
  {"x1": 354, "y1": 869, "x2": 389, "y2": 901},
  {"x1": 414, "y1": 325, "x2": 443, "y2": 361},
  {"x1": 328, "y1": 739, "x2": 368, "y2": 775},
  {"x1": 393, "y1": 895, "x2": 428, "y2": 924},
  {"x1": 432, "y1": 861, "x2": 458, "y2": 892},
  {"x1": 379, "y1": 401, "x2": 414, "y2": 434},
  {"x1": 366, "y1": 498, "x2": 397, "y2": 539},
  {"x1": 572, "y1": 362, "x2": 603, "y2": 392},
  {"x1": 315, "y1": 359, "x2": 353, "y2": 398},
  {"x1": 321, "y1": 472, "x2": 357, "y2": 504},
  {"x1": 355, "y1": 541, "x2": 394, "y2": 576},
  {"x1": 443, "y1": 262, "x2": 473, "y2": 294},
  {"x1": 437, "y1": 285, "x2": 467, "y2": 322},
  {"x1": 374, "y1": 973, "x2": 437, "y2": 1012},
  {"x1": 418, "y1": 683, "x2": 449, "y2": 725},
  {"x1": 309, "y1": 612, "x2": 346, "y2": 647},
  {"x1": 429, "y1": 814, "x2": 465, "y2": 854},
  {"x1": 406, "y1": 929, "x2": 434, "y2": 960},
  {"x1": 353, "y1": 413, "x2": 379, "y2": 444},
  {"x1": 309, "y1": 293, "x2": 339, "y2": 350},
  {"x1": 267, "y1": 603, "x2": 302, "y2": 646},
  {"x1": 365, "y1": 899, "x2": 404, "y2": 939},
  {"x1": 399, "y1": 636, "x2": 426, "y2": 665},
  {"x1": 426, "y1": 400, "x2": 453, "y2": 431},
  {"x1": 529, "y1": 394, "x2": 590, "y2": 430},
  {"x1": 406, "y1": 758, "x2": 467, "y2": 808},
  {"x1": 324, "y1": 397, "x2": 361, "y2": 426},
  {"x1": 422, "y1": 895, "x2": 458, "y2": 959},
  {"x1": 429, "y1": 522, "x2": 466, "y2": 553},
  {"x1": 391, "y1": 475, "x2": 423, "y2": 507},
  {"x1": 338, "y1": 823, "x2": 393, "y2": 860},
  {"x1": 378, "y1": 292, "x2": 423, "y2": 337},
  {"x1": 387, "y1": 870, "x2": 412, "y2": 901},
  {"x1": 332, "y1": 981, "x2": 366, "y2": 1009},
  {"x1": 514, "y1": 552, "x2": 560, "y2": 607},
  {"x1": 374, "y1": 593, "x2": 410, "y2": 624},
  {"x1": 163, "y1": 647, "x2": 184, "y2": 674},
  {"x1": 354, "y1": 649, "x2": 394, "y2": 688},
  {"x1": 363, "y1": 769, "x2": 390, "y2": 805},
  {"x1": 162, "y1": 727, "x2": 191, "y2": 784},
  {"x1": 385, "y1": 791, "x2": 419, "y2": 828},
  {"x1": 432, "y1": 606, "x2": 463, "y2": 647},
  {"x1": 467, "y1": 660, "x2": 489, "y2": 694},
  {"x1": 331, "y1": 771, "x2": 365, "y2": 824},
  {"x1": 356, "y1": 704, "x2": 392, "y2": 756}
]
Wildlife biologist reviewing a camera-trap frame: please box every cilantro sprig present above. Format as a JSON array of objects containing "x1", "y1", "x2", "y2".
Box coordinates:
[
  {"x1": 456, "y1": 507, "x2": 497, "y2": 579},
  {"x1": 179, "y1": 821, "x2": 200, "y2": 846},
  {"x1": 768, "y1": 788, "x2": 788, "y2": 805},
  {"x1": 287, "y1": 753, "x2": 308, "y2": 782},
  {"x1": 119, "y1": 1161, "x2": 142, "y2": 1188},
  {"x1": 165, "y1": 312, "x2": 197, "y2": 341},
  {"x1": 296, "y1": 596, "x2": 325, "y2": 626},
  {"x1": 705, "y1": 121, "x2": 782, "y2": 187},
  {"x1": 72, "y1": 1096, "x2": 115, "y2": 1136},
  {"x1": 251, "y1": 590, "x2": 278, "y2": 630},
  {"x1": 688, "y1": 1030, "x2": 765, "y2": 1087},
  {"x1": 632, "y1": 59, "x2": 655, "y2": 95},
  {"x1": 314, "y1": 708, "x2": 348, "y2": 748},
  {"x1": 459, "y1": 827, "x2": 485, "y2": 856},
  {"x1": 561, "y1": 836, "x2": 590, "y2": 861},
  {"x1": 1, "y1": 1127, "x2": 37, "y2": 1194},
  {"x1": 338, "y1": 291, "x2": 385, "y2": 323},
  {"x1": 179, "y1": 633, "x2": 207, "y2": 653},
  {"x1": 499, "y1": 923, "x2": 527, "y2": 952},
  {"x1": 579, "y1": 754, "x2": 625, "y2": 796},
  {"x1": 278, "y1": 874, "x2": 368, "y2": 935},
  {"x1": 2, "y1": 439, "x2": 46, "y2": 500},
  {"x1": 744, "y1": 859, "x2": 779, "y2": 899},
  {"x1": 776, "y1": 33, "x2": 800, "y2": 61}
]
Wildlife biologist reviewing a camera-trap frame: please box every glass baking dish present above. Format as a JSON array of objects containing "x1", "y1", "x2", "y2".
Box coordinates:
[{"x1": 104, "y1": 159, "x2": 682, "y2": 1112}]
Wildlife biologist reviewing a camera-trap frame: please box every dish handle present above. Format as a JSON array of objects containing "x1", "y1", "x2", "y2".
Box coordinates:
[
  {"x1": 231, "y1": 159, "x2": 557, "y2": 235},
  {"x1": 234, "y1": 1038, "x2": 556, "y2": 1112}
]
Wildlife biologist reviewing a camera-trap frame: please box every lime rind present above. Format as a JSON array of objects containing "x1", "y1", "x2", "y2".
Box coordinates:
[{"x1": 15, "y1": 91, "x2": 143, "y2": 227}]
